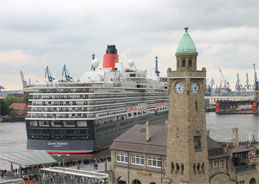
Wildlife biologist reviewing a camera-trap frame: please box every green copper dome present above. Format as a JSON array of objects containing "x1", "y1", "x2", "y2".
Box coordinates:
[{"x1": 176, "y1": 27, "x2": 197, "y2": 54}]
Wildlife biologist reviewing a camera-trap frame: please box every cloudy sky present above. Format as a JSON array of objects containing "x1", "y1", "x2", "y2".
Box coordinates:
[{"x1": 0, "y1": 0, "x2": 258, "y2": 90}]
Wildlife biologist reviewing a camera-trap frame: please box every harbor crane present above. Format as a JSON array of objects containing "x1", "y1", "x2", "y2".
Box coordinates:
[
  {"x1": 244, "y1": 73, "x2": 251, "y2": 91},
  {"x1": 45, "y1": 66, "x2": 55, "y2": 82},
  {"x1": 253, "y1": 63, "x2": 258, "y2": 85},
  {"x1": 254, "y1": 63, "x2": 259, "y2": 96},
  {"x1": 20, "y1": 71, "x2": 28, "y2": 88},
  {"x1": 155, "y1": 56, "x2": 160, "y2": 77},
  {"x1": 235, "y1": 73, "x2": 242, "y2": 92},
  {"x1": 62, "y1": 64, "x2": 72, "y2": 81},
  {"x1": 219, "y1": 68, "x2": 230, "y2": 91},
  {"x1": 207, "y1": 78, "x2": 215, "y2": 93}
]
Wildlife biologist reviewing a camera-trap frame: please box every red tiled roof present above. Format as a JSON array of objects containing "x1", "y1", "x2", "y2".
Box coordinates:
[{"x1": 9, "y1": 103, "x2": 28, "y2": 110}]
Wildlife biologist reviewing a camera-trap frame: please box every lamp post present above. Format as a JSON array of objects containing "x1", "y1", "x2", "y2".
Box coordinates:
[{"x1": 57, "y1": 154, "x2": 70, "y2": 184}]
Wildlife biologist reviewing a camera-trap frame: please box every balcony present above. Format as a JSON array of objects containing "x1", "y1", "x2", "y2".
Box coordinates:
[{"x1": 235, "y1": 164, "x2": 257, "y2": 173}]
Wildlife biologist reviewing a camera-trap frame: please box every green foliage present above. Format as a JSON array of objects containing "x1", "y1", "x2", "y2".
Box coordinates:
[
  {"x1": 9, "y1": 110, "x2": 16, "y2": 117},
  {"x1": 256, "y1": 149, "x2": 259, "y2": 155},
  {"x1": 0, "y1": 99, "x2": 9, "y2": 116},
  {"x1": 0, "y1": 96, "x2": 28, "y2": 116}
]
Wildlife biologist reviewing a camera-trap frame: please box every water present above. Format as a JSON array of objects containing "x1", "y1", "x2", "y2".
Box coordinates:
[{"x1": 0, "y1": 113, "x2": 258, "y2": 170}]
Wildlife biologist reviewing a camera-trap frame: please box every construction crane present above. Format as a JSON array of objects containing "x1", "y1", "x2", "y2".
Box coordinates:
[
  {"x1": 155, "y1": 56, "x2": 160, "y2": 77},
  {"x1": 45, "y1": 66, "x2": 55, "y2": 82},
  {"x1": 20, "y1": 71, "x2": 28, "y2": 88},
  {"x1": 62, "y1": 65, "x2": 72, "y2": 81}
]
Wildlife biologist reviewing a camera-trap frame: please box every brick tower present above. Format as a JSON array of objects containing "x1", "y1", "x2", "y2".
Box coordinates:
[{"x1": 164, "y1": 27, "x2": 209, "y2": 184}]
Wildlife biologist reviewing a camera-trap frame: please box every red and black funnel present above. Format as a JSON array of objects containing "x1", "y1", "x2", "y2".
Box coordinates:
[{"x1": 103, "y1": 45, "x2": 119, "y2": 70}]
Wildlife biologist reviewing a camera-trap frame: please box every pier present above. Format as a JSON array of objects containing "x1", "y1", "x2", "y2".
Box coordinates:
[{"x1": 40, "y1": 167, "x2": 108, "y2": 184}]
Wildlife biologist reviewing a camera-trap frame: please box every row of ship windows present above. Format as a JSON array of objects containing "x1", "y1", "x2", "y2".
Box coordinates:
[
  {"x1": 29, "y1": 107, "x2": 126, "y2": 114},
  {"x1": 31, "y1": 93, "x2": 166, "y2": 99},
  {"x1": 33, "y1": 88, "x2": 166, "y2": 94},
  {"x1": 28, "y1": 114, "x2": 91, "y2": 119},
  {"x1": 30, "y1": 135, "x2": 89, "y2": 140},
  {"x1": 27, "y1": 107, "x2": 167, "y2": 120},
  {"x1": 29, "y1": 129, "x2": 89, "y2": 135},
  {"x1": 30, "y1": 99, "x2": 168, "y2": 107},
  {"x1": 29, "y1": 121, "x2": 87, "y2": 127},
  {"x1": 30, "y1": 96, "x2": 168, "y2": 104},
  {"x1": 96, "y1": 124, "x2": 116, "y2": 133}
]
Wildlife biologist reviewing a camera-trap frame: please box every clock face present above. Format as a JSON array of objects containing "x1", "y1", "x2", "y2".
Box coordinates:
[
  {"x1": 174, "y1": 82, "x2": 184, "y2": 94},
  {"x1": 192, "y1": 82, "x2": 200, "y2": 94}
]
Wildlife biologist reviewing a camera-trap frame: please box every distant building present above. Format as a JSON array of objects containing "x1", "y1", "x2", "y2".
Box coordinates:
[
  {"x1": 108, "y1": 28, "x2": 259, "y2": 184},
  {"x1": 9, "y1": 103, "x2": 29, "y2": 116}
]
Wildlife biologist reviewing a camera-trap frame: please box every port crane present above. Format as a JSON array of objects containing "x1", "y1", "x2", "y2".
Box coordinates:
[
  {"x1": 62, "y1": 64, "x2": 72, "y2": 81},
  {"x1": 235, "y1": 73, "x2": 242, "y2": 92},
  {"x1": 207, "y1": 78, "x2": 215, "y2": 93},
  {"x1": 244, "y1": 73, "x2": 251, "y2": 91},
  {"x1": 254, "y1": 63, "x2": 259, "y2": 95},
  {"x1": 219, "y1": 68, "x2": 230, "y2": 92},
  {"x1": 20, "y1": 71, "x2": 28, "y2": 88},
  {"x1": 45, "y1": 66, "x2": 55, "y2": 82}
]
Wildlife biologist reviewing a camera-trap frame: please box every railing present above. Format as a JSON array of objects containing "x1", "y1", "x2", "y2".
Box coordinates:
[{"x1": 235, "y1": 164, "x2": 256, "y2": 173}]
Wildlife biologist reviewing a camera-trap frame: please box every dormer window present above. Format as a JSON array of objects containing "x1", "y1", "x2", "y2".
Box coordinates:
[{"x1": 182, "y1": 60, "x2": 186, "y2": 67}]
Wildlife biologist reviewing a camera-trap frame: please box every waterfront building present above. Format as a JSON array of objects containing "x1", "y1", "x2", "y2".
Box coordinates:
[
  {"x1": 108, "y1": 28, "x2": 259, "y2": 184},
  {"x1": 9, "y1": 103, "x2": 29, "y2": 116}
]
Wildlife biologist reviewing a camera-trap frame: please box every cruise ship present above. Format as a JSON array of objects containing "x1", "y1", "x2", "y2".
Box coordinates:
[{"x1": 25, "y1": 45, "x2": 169, "y2": 153}]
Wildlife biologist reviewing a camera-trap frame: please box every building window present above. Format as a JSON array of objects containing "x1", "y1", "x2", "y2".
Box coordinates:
[
  {"x1": 131, "y1": 154, "x2": 144, "y2": 166},
  {"x1": 189, "y1": 59, "x2": 192, "y2": 67},
  {"x1": 194, "y1": 136, "x2": 201, "y2": 151},
  {"x1": 221, "y1": 160, "x2": 224, "y2": 167},
  {"x1": 195, "y1": 101, "x2": 198, "y2": 112},
  {"x1": 116, "y1": 152, "x2": 128, "y2": 163},
  {"x1": 132, "y1": 179, "x2": 141, "y2": 184},
  {"x1": 64, "y1": 121, "x2": 75, "y2": 127},
  {"x1": 176, "y1": 128, "x2": 180, "y2": 138},
  {"x1": 214, "y1": 160, "x2": 218, "y2": 168},
  {"x1": 209, "y1": 161, "x2": 212, "y2": 169},
  {"x1": 182, "y1": 60, "x2": 186, "y2": 67},
  {"x1": 147, "y1": 156, "x2": 161, "y2": 168}
]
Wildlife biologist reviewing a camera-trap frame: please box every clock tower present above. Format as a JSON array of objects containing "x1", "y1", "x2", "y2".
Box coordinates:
[{"x1": 165, "y1": 27, "x2": 209, "y2": 184}]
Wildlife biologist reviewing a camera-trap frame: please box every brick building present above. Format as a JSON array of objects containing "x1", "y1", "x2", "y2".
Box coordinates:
[{"x1": 108, "y1": 28, "x2": 259, "y2": 184}]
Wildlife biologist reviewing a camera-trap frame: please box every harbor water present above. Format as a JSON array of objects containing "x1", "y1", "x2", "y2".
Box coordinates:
[{"x1": 0, "y1": 113, "x2": 258, "y2": 170}]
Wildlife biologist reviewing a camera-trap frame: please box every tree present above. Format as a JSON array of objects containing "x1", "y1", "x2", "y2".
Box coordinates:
[{"x1": 0, "y1": 95, "x2": 28, "y2": 116}]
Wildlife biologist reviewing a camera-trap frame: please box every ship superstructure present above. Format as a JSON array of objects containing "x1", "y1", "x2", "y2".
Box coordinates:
[{"x1": 25, "y1": 45, "x2": 169, "y2": 153}]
